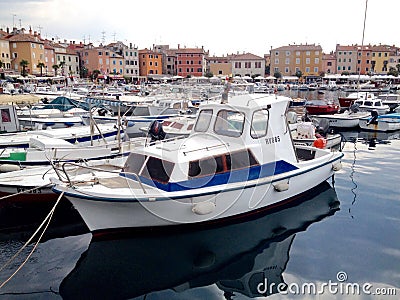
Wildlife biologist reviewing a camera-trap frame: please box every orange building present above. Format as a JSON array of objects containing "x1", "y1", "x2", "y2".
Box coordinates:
[
  {"x1": 7, "y1": 28, "x2": 44, "y2": 75},
  {"x1": 138, "y1": 48, "x2": 162, "y2": 76}
]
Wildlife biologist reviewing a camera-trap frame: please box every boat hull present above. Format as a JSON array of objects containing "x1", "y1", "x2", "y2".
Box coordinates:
[
  {"x1": 359, "y1": 119, "x2": 400, "y2": 131},
  {"x1": 61, "y1": 155, "x2": 342, "y2": 233}
]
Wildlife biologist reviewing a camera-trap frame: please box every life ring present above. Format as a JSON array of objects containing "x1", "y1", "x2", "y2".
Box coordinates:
[{"x1": 313, "y1": 137, "x2": 327, "y2": 149}]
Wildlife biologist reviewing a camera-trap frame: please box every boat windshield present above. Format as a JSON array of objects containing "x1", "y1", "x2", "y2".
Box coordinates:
[
  {"x1": 194, "y1": 109, "x2": 213, "y2": 132},
  {"x1": 123, "y1": 153, "x2": 174, "y2": 184},
  {"x1": 214, "y1": 110, "x2": 245, "y2": 137},
  {"x1": 250, "y1": 109, "x2": 269, "y2": 138}
]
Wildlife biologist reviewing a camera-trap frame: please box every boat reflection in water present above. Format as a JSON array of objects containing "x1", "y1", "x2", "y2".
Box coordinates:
[{"x1": 60, "y1": 181, "x2": 340, "y2": 299}]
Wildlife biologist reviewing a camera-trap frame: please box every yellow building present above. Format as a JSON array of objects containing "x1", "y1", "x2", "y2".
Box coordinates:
[
  {"x1": 207, "y1": 55, "x2": 232, "y2": 76},
  {"x1": 0, "y1": 33, "x2": 11, "y2": 73},
  {"x1": 370, "y1": 45, "x2": 398, "y2": 74},
  {"x1": 8, "y1": 29, "x2": 44, "y2": 76},
  {"x1": 270, "y1": 44, "x2": 323, "y2": 80}
]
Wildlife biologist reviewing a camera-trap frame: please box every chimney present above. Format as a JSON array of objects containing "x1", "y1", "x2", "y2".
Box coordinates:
[
  {"x1": 6, "y1": 27, "x2": 9, "y2": 33},
  {"x1": 34, "y1": 31, "x2": 37, "y2": 36},
  {"x1": 29, "y1": 26, "x2": 32, "y2": 35},
  {"x1": 178, "y1": 44, "x2": 180, "y2": 49}
]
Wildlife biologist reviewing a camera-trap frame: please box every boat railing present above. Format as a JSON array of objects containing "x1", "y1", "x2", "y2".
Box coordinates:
[
  {"x1": 182, "y1": 142, "x2": 229, "y2": 156},
  {"x1": 58, "y1": 161, "x2": 147, "y2": 194}
]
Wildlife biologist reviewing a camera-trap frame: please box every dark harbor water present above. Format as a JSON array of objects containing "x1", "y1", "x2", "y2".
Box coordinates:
[{"x1": 0, "y1": 130, "x2": 399, "y2": 299}]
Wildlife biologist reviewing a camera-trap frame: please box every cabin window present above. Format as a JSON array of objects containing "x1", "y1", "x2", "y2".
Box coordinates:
[
  {"x1": 188, "y1": 149, "x2": 259, "y2": 178},
  {"x1": 123, "y1": 153, "x2": 174, "y2": 184},
  {"x1": 214, "y1": 110, "x2": 244, "y2": 137},
  {"x1": 194, "y1": 109, "x2": 213, "y2": 132},
  {"x1": 1, "y1": 109, "x2": 11, "y2": 122},
  {"x1": 250, "y1": 109, "x2": 269, "y2": 138}
]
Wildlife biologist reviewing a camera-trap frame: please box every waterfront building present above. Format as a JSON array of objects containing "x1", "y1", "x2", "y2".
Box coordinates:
[
  {"x1": 207, "y1": 55, "x2": 232, "y2": 77},
  {"x1": 0, "y1": 30, "x2": 11, "y2": 76},
  {"x1": 322, "y1": 52, "x2": 336, "y2": 75},
  {"x1": 370, "y1": 44, "x2": 399, "y2": 74},
  {"x1": 230, "y1": 52, "x2": 265, "y2": 78},
  {"x1": 138, "y1": 48, "x2": 162, "y2": 77},
  {"x1": 6, "y1": 27, "x2": 45, "y2": 76},
  {"x1": 106, "y1": 41, "x2": 139, "y2": 80},
  {"x1": 270, "y1": 44, "x2": 323, "y2": 81},
  {"x1": 175, "y1": 46, "x2": 207, "y2": 77}
]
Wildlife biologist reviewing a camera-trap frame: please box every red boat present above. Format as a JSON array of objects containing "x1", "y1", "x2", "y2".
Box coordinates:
[
  {"x1": 338, "y1": 96, "x2": 357, "y2": 108},
  {"x1": 305, "y1": 100, "x2": 340, "y2": 115}
]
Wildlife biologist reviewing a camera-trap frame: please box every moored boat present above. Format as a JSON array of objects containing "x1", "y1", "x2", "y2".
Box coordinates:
[
  {"x1": 52, "y1": 93, "x2": 343, "y2": 233},
  {"x1": 359, "y1": 112, "x2": 400, "y2": 132},
  {"x1": 305, "y1": 100, "x2": 340, "y2": 115}
]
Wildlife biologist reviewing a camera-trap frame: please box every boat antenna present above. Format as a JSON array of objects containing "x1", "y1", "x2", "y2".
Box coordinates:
[{"x1": 357, "y1": 0, "x2": 368, "y2": 91}]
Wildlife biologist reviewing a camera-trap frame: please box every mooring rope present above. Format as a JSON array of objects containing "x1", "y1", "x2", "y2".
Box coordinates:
[{"x1": 0, "y1": 191, "x2": 64, "y2": 289}]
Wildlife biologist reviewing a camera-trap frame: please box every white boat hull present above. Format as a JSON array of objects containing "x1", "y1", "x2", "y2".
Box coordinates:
[
  {"x1": 359, "y1": 119, "x2": 400, "y2": 131},
  {"x1": 62, "y1": 155, "x2": 341, "y2": 232}
]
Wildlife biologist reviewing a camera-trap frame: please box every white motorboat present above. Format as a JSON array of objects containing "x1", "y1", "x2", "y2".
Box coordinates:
[
  {"x1": 311, "y1": 109, "x2": 371, "y2": 128},
  {"x1": 52, "y1": 93, "x2": 343, "y2": 233},
  {"x1": 353, "y1": 95, "x2": 390, "y2": 115},
  {"x1": 0, "y1": 135, "x2": 145, "y2": 170},
  {"x1": 0, "y1": 123, "x2": 121, "y2": 149},
  {"x1": 359, "y1": 112, "x2": 400, "y2": 132},
  {"x1": 0, "y1": 156, "x2": 128, "y2": 204},
  {"x1": 290, "y1": 122, "x2": 342, "y2": 149},
  {"x1": 58, "y1": 181, "x2": 339, "y2": 299}
]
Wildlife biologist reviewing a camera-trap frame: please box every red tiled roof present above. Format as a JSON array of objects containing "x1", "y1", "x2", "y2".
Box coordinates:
[{"x1": 7, "y1": 33, "x2": 43, "y2": 43}]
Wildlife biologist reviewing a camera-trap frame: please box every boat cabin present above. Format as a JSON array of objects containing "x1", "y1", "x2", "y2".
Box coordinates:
[{"x1": 122, "y1": 94, "x2": 301, "y2": 191}]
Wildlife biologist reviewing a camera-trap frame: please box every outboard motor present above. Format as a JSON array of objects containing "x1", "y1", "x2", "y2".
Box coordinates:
[
  {"x1": 349, "y1": 103, "x2": 360, "y2": 113},
  {"x1": 316, "y1": 118, "x2": 330, "y2": 136},
  {"x1": 367, "y1": 110, "x2": 379, "y2": 125},
  {"x1": 148, "y1": 120, "x2": 166, "y2": 143}
]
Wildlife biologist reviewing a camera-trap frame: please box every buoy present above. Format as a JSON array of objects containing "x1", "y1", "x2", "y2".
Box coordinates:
[
  {"x1": 0, "y1": 164, "x2": 20, "y2": 173},
  {"x1": 192, "y1": 201, "x2": 215, "y2": 215},
  {"x1": 313, "y1": 137, "x2": 327, "y2": 149}
]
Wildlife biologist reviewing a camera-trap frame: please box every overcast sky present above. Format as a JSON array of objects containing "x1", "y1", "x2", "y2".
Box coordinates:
[{"x1": 0, "y1": 0, "x2": 397, "y2": 57}]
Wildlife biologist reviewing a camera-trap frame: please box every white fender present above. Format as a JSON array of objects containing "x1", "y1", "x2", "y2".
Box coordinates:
[
  {"x1": 273, "y1": 181, "x2": 289, "y2": 192},
  {"x1": 192, "y1": 201, "x2": 215, "y2": 215},
  {"x1": 332, "y1": 162, "x2": 342, "y2": 171},
  {"x1": 0, "y1": 164, "x2": 20, "y2": 173}
]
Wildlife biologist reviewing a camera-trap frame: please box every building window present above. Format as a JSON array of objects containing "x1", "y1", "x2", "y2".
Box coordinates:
[
  {"x1": 314, "y1": 58, "x2": 319, "y2": 64},
  {"x1": 286, "y1": 51, "x2": 290, "y2": 56},
  {"x1": 306, "y1": 51, "x2": 310, "y2": 56},
  {"x1": 314, "y1": 67, "x2": 318, "y2": 73},
  {"x1": 306, "y1": 58, "x2": 310, "y2": 64},
  {"x1": 285, "y1": 58, "x2": 290, "y2": 64},
  {"x1": 296, "y1": 58, "x2": 300, "y2": 64},
  {"x1": 296, "y1": 51, "x2": 300, "y2": 56},
  {"x1": 305, "y1": 67, "x2": 310, "y2": 72}
]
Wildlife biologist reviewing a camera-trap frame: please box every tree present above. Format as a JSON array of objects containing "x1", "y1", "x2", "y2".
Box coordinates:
[
  {"x1": 59, "y1": 61, "x2": 66, "y2": 76},
  {"x1": 92, "y1": 69, "x2": 100, "y2": 81},
  {"x1": 37, "y1": 62, "x2": 45, "y2": 77},
  {"x1": 205, "y1": 71, "x2": 213, "y2": 78},
  {"x1": 53, "y1": 64, "x2": 59, "y2": 76},
  {"x1": 20, "y1": 60, "x2": 29, "y2": 77},
  {"x1": 295, "y1": 70, "x2": 302, "y2": 79},
  {"x1": 273, "y1": 71, "x2": 282, "y2": 79},
  {"x1": 388, "y1": 67, "x2": 398, "y2": 77},
  {"x1": 396, "y1": 64, "x2": 400, "y2": 73}
]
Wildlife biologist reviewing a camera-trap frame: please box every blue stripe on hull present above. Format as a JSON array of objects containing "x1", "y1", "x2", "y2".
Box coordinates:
[{"x1": 122, "y1": 160, "x2": 298, "y2": 192}]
